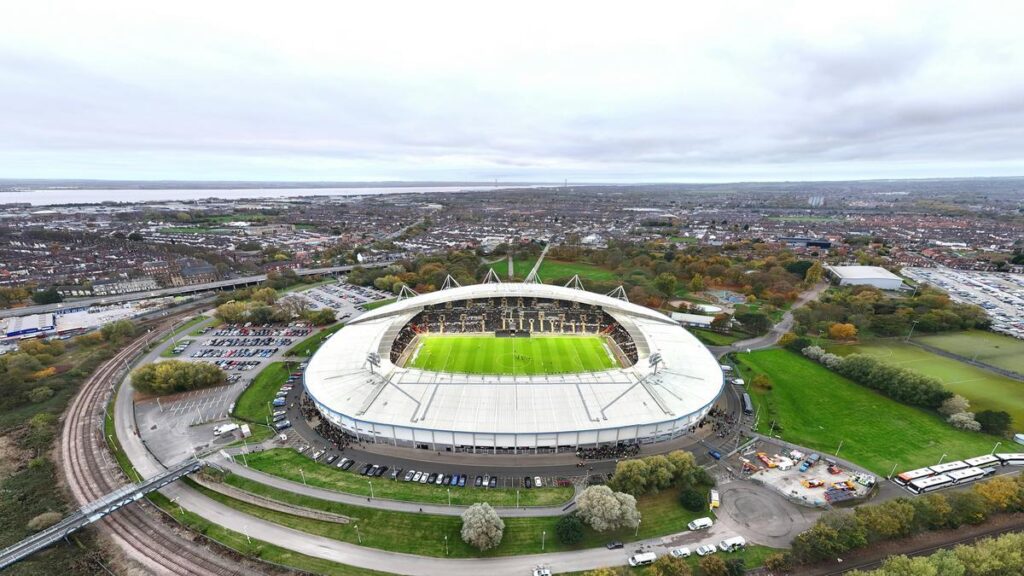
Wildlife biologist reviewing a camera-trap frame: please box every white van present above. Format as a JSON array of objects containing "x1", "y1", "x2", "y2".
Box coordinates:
[
  {"x1": 628, "y1": 552, "x2": 657, "y2": 567},
  {"x1": 718, "y1": 536, "x2": 746, "y2": 552},
  {"x1": 688, "y1": 517, "x2": 714, "y2": 531}
]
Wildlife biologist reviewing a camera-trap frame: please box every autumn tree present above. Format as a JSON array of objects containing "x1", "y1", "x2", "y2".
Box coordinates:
[
  {"x1": 827, "y1": 322, "x2": 858, "y2": 340},
  {"x1": 460, "y1": 503, "x2": 504, "y2": 551},
  {"x1": 575, "y1": 486, "x2": 640, "y2": 532}
]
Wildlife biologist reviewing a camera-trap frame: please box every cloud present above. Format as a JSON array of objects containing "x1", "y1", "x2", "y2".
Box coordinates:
[{"x1": 0, "y1": 0, "x2": 1023, "y2": 181}]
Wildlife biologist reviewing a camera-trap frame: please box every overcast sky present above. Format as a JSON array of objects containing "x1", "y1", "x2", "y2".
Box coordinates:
[{"x1": 2, "y1": 1, "x2": 1024, "y2": 182}]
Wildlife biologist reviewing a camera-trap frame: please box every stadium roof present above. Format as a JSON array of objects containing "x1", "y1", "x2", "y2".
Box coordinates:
[{"x1": 305, "y1": 283, "x2": 723, "y2": 437}]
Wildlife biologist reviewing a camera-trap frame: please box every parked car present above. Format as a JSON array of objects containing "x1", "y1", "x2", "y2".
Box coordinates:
[
  {"x1": 376, "y1": 465, "x2": 388, "y2": 477},
  {"x1": 534, "y1": 476, "x2": 542, "y2": 487},
  {"x1": 475, "y1": 475, "x2": 483, "y2": 487},
  {"x1": 458, "y1": 474, "x2": 467, "y2": 487},
  {"x1": 336, "y1": 458, "x2": 351, "y2": 469},
  {"x1": 412, "y1": 471, "x2": 422, "y2": 482},
  {"x1": 341, "y1": 459, "x2": 355, "y2": 471},
  {"x1": 696, "y1": 545, "x2": 717, "y2": 557},
  {"x1": 391, "y1": 468, "x2": 403, "y2": 480},
  {"x1": 404, "y1": 470, "x2": 416, "y2": 482},
  {"x1": 606, "y1": 541, "x2": 624, "y2": 550},
  {"x1": 670, "y1": 547, "x2": 691, "y2": 558},
  {"x1": 523, "y1": 476, "x2": 533, "y2": 488},
  {"x1": 688, "y1": 517, "x2": 714, "y2": 531},
  {"x1": 489, "y1": 476, "x2": 497, "y2": 488},
  {"x1": 359, "y1": 464, "x2": 373, "y2": 476},
  {"x1": 427, "y1": 473, "x2": 437, "y2": 483}
]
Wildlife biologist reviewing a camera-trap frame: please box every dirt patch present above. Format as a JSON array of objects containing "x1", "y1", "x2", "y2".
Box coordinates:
[{"x1": 0, "y1": 434, "x2": 31, "y2": 479}]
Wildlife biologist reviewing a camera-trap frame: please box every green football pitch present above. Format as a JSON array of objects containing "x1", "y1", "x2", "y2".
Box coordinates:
[{"x1": 407, "y1": 335, "x2": 618, "y2": 375}]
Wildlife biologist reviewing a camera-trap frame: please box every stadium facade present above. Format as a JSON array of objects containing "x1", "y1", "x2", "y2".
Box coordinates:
[{"x1": 304, "y1": 282, "x2": 724, "y2": 453}]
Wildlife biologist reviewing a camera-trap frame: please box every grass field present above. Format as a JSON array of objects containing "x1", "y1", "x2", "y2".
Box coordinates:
[
  {"x1": 240, "y1": 448, "x2": 573, "y2": 507},
  {"x1": 233, "y1": 362, "x2": 297, "y2": 424},
  {"x1": 828, "y1": 340, "x2": 1024, "y2": 428},
  {"x1": 690, "y1": 328, "x2": 743, "y2": 346},
  {"x1": 362, "y1": 298, "x2": 396, "y2": 311},
  {"x1": 914, "y1": 330, "x2": 1024, "y2": 374},
  {"x1": 201, "y1": 475, "x2": 731, "y2": 558},
  {"x1": 512, "y1": 258, "x2": 619, "y2": 282},
  {"x1": 735, "y1": 349, "x2": 999, "y2": 475},
  {"x1": 408, "y1": 335, "x2": 617, "y2": 375}
]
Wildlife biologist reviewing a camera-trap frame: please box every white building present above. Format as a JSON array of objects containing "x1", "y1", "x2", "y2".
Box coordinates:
[{"x1": 826, "y1": 265, "x2": 903, "y2": 290}]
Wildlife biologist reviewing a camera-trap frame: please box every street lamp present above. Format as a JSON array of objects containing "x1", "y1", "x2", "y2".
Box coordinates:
[
  {"x1": 444, "y1": 534, "x2": 449, "y2": 556},
  {"x1": 991, "y1": 442, "x2": 1002, "y2": 456},
  {"x1": 447, "y1": 487, "x2": 451, "y2": 507},
  {"x1": 299, "y1": 468, "x2": 307, "y2": 486},
  {"x1": 634, "y1": 519, "x2": 641, "y2": 537},
  {"x1": 368, "y1": 480, "x2": 374, "y2": 499},
  {"x1": 905, "y1": 320, "x2": 920, "y2": 342},
  {"x1": 937, "y1": 453, "x2": 947, "y2": 465},
  {"x1": 355, "y1": 524, "x2": 361, "y2": 544},
  {"x1": 542, "y1": 530, "x2": 546, "y2": 551}
]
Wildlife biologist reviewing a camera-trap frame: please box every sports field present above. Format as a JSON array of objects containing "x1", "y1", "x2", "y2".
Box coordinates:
[
  {"x1": 736, "y1": 349, "x2": 998, "y2": 475},
  {"x1": 408, "y1": 335, "x2": 617, "y2": 375},
  {"x1": 829, "y1": 339, "x2": 1024, "y2": 428},
  {"x1": 914, "y1": 330, "x2": 1024, "y2": 374}
]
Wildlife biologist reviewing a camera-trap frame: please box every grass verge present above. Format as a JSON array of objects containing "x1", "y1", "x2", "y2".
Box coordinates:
[
  {"x1": 286, "y1": 323, "x2": 345, "y2": 356},
  {"x1": 232, "y1": 362, "x2": 298, "y2": 425}
]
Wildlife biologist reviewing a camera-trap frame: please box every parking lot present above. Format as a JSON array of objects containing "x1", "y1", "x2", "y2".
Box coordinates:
[
  {"x1": 903, "y1": 267, "x2": 1024, "y2": 339},
  {"x1": 280, "y1": 280, "x2": 392, "y2": 321}
]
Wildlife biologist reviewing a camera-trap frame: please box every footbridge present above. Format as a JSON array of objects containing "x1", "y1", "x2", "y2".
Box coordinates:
[{"x1": 0, "y1": 458, "x2": 204, "y2": 569}]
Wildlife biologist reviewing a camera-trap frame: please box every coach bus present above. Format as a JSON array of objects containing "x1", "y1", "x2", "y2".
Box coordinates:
[
  {"x1": 894, "y1": 467, "x2": 934, "y2": 486},
  {"x1": 947, "y1": 467, "x2": 987, "y2": 485},
  {"x1": 741, "y1": 393, "x2": 753, "y2": 415},
  {"x1": 907, "y1": 474, "x2": 954, "y2": 494},
  {"x1": 996, "y1": 453, "x2": 1024, "y2": 466},
  {"x1": 929, "y1": 461, "x2": 968, "y2": 475},
  {"x1": 965, "y1": 455, "x2": 1001, "y2": 469}
]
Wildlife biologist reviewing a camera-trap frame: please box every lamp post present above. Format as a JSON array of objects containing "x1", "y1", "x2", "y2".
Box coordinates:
[
  {"x1": 447, "y1": 487, "x2": 451, "y2": 507},
  {"x1": 542, "y1": 530, "x2": 546, "y2": 551},
  {"x1": 835, "y1": 439, "x2": 844, "y2": 457},
  {"x1": 355, "y1": 524, "x2": 361, "y2": 544},
  {"x1": 444, "y1": 534, "x2": 449, "y2": 556},
  {"x1": 635, "y1": 519, "x2": 641, "y2": 537},
  {"x1": 888, "y1": 462, "x2": 898, "y2": 480},
  {"x1": 368, "y1": 481, "x2": 374, "y2": 499},
  {"x1": 170, "y1": 496, "x2": 183, "y2": 516},
  {"x1": 991, "y1": 442, "x2": 1002, "y2": 456},
  {"x1": 937, "y1": 453, "x2": 947, "y2": 465},
  {"x1": 905, "y1": 320, "x2": 920, "y2": 342},
  {"x1": 299, "y1": 468, "x2": 307, "y2": 486}
]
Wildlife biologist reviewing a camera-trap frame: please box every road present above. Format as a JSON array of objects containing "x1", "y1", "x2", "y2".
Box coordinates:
[
  {"x1": 708, "y1": 281, "x2": 829, "y2": 357},
  {"x1": 0, "y1": 262, "x2": 394, "y2": 318}
]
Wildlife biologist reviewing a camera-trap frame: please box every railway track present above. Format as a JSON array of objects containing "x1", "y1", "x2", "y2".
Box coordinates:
[{"x1": 59, "y1": 311, "x2": 265, "y2": 576}]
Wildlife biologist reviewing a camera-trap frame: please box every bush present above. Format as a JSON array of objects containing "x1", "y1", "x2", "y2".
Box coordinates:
[
  {"x1": 27, "y1": 511, "x2": 63, "y2": 531},
  {"x1": 678, "y1": 488, "x2": 705, "y2": 512},
  {"x1": 554, "y1": 513, "x2": 584, "y2": 545},
  {"x1": 27, "y1": 386, "x2": 54, "y2": 403},
  {"x1": 947, "y1": 411, "x2": 981, "y2": 431}
]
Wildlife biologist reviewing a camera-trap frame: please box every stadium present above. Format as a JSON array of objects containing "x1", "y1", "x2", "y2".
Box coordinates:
[{"x1": 304, "y1": 281, "x2": 724, "y2": 454}]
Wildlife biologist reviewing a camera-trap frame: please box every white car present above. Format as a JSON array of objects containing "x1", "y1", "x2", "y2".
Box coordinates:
[
  {"x1": 688, "y1": 517, "x2": 714, "y2": 531},
  {"x1": 696, "y1": 545, "x2": 717, "y2": 557},
  {"x1": 670, "y1": 547, "x2": 691, "y2": 558}
]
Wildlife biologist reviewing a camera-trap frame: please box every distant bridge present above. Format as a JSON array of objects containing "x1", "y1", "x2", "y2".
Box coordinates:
[
  {"x1": 0, "y1": 261, "x2": 395, "y2": 319},
  {"x1": 0, "y1": 459, "x2": 204, "y2": 569}
]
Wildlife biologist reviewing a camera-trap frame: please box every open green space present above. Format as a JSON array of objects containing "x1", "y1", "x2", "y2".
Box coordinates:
[
  {"x1": 512, "y1": 258, "x2": 619, "y2": 282},
  {"x1": 914, "y1": 330, "x2": 1024, "y2": 374},
  {"x1": 409, "y1": 335, "x2": 617, "y2": 375},
  {"x1": 689, "y1": 328, "x2": 742, "y2": 346},
  {"x1": 238, "y1": 448, "x2": 573, "y2": 507},
  {"x1": 159, "y1": 226, "x2": 233, "y2": 234},
  {"x1": 362, "y1": 298, "x2": 396, "y2": 311},
  {"x1": 232, "y1": 362, "x2": 297, "y2": 424},
  {"x1": 828, "y1": 339, "x2": 1024, "y2": 429},
  {"x1": 203, "y1": 475, "x2": 723, "y2": 558},
  {"x1": 149, "y1": 492, "x2": 391, "y2": 576},
  {"x1": 667, "y1": 236, "x2": 698, "y2": 244},
  {"x1": 735, "y1": 349, "x2": 999, "y2": 475},
  {"x1": 286, "y1": 323, "x2": 344, "y2": 356}
]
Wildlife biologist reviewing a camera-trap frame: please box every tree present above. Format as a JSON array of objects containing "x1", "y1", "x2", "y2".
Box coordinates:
[
  {"x1": 130, "y1": 360, "x2": 227, "y2": 395},
  {"x1": 804, "y1": 261, "x2": 824, "y2": 284},
  {"x1": 689, "y1": 274, "x2": 705, "y2": 292},
  {"x1": 678, "y1": 488, "x2": 705, "y2": 512},
  {"x1": 947, "y1": 411, "x2": 981, "y2": 431},
  {"x1": 974, "y1": 410, "x2": 1012, "y2": 436},
  {"x1": 27, "y1": 386, "x2": 54, "y2": 403},
  {"x1": 827, "y1": 322, "x2": 858, "y2": 340},
  {"x1": 100, "y1": 319, "x2": 136, "y2": 343},
  {"x1": 215, "y1": 301, "x2": 249, "y2": 324},
  {"x1": 734, "y1": 311, "x2": 770, "y2": 335},
  {"x1": 854, "y1": 499, "x2": 916, "y2": 541},
  {"x1": 460, "y1": 503, "x2": 504, "y2": 551},
  {"x1": 763, "y1": 552, "x2": 791, "y2": 573},
  {"x1": 251, "y1": 287, "x2": 278, "y2": 305},
  {"x1": 649, "y1": 554, "x2": 692, "y2": 576},
  {"x1": 945, "y1": 491, "x2": 989, "y2": 527},
  {"x1": 31, "y1": 287, "x2": 62, "y2": 305},
  {"x1": 608, "y1": 459, "x2": 650, "y2": 496},
  {"x1": 698, "y1": 555, "x2": 728, "y2": 576},
  {"x1": 575, "y1": 486, "x2": 641, "y2": 532},
  {"x1": 724, "y1": 558, "x2": 746, "y2": 576},
  {"x1": 938, "y1": 394, "x2": 970, "y2": 416},
  {"x1": 654, "y1": 273, "x2": 678, "y2": 297},
  {"x1": 972, "y1": 476, "x2": 1023, "y2": 512},
  {"x1": 555, "y1": 513, "x2": 584, "y2": 545},
  {"x1": 304, "y1": 309, "x2": 337, "y2": 326}
]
